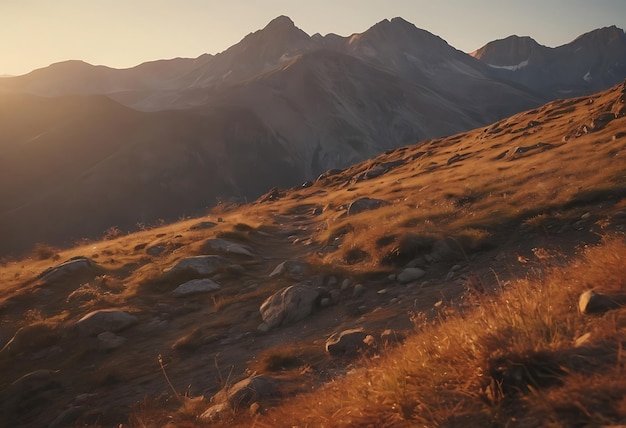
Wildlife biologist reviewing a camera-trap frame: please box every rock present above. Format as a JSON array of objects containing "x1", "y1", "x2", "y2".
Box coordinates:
[
  {"x1": 203, "y1": 238, "x2": 255, "y2": 257},
  {"x1": 146, "y1": 245, "x2": 165, "y2": 256},
  {"x1": 590, "y1": 112, "x2": 616, "y2": 131},
  {"x1": 347, "y1": 198, "x2": 389, "y2": 216},
  {"x1": 257, "y1": 323, "x2": 271, "y2": 333},
  {"x1": 172, "y1": 278, "x2": 221, "y2": 297},
  {"x1": 201, "y1": 375, "x2": 278, "y2": 421},
  {"x1": 189, "y1": 221, "x2": 217, "y2": 231},
  {"x1": 397, "y1": 268, "x2": 426, "y2": 283},
  {"x1": 320, "y1": 297, "x2": 333, "y2": 307},
  {"x1": 38, "y1": 257, "x2": 98, "y2": 284},
  {"x1": 341, "y1": 279, "x2": 352, "y2": 291},
  {"x1": 76, "y1": 310, "x2": 138, "y2": 336},
  {"x1": 259, "y1": 284, "x2": 320, "y2": 330},
  {"x1": 48, "y1": 406, "x2": 84, "y2": 428},
  {"x1": 352, "y1": 283, "x2": 365, "y2": 297},
  {"x1": 0, "y1": 369, "x2": 62, "y2": 417},
  {"x1": 326, "y1": 329, "x2": 373, "y2": 357},
  {"x1": 268, "y1": 260, "x2": 308, "y2": 278},
  {"x1": 578, "y1": 290, "x2": 622, "y2": 315},
  {"x1": 97, "y1": 331, "x2": 126, "y2": 350},
  {"x1": 329, "y1": 289, "x2": 341, "y2": 303},
  {"x1": 165, "y1": 255, "x2": 232, "y2": 276},
  {"x1": 326, "y1": 276, "x2": 338, "y2": 287},
  {"x1": 316, "y1": 169, "x2": 343, "y2": 182},
  {"x1": 0, "y1": 323, "x2": 60, "y2": 356}
]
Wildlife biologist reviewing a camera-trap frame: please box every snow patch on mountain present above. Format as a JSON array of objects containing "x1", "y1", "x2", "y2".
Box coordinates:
[{"x1": 487, "y1": 59, "x2": 529, "y2": 71}]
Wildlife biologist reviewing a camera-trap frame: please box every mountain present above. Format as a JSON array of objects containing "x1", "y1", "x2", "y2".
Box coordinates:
[
  {"x1": 0, "y1": 80, "x2": 625, "y2": 427},
  {"x1": 0, "y1": 17, "x2": 625, "y2": 256},
  {"x1": 0, "y1": 92, "x2": 301, "y2": 255},
  {"x1": 472, "y1": 26, "x2": 626, "y2": 97}
]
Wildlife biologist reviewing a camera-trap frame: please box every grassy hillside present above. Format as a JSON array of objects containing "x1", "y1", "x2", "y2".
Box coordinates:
[{"x1": 0, "y1": 82, "x2": 625, "y2": 427}]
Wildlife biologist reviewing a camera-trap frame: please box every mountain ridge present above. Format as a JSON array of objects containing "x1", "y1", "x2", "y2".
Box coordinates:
[{"x1": 0, "y1": 17, "x2": 625, "y2": 256}]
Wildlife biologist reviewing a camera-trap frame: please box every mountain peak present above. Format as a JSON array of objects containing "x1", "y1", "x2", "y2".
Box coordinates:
[
  {"x1": 265, "y1": 15, "x2": 295, "y2": 28},
  {"x1": 256, "y1": 15, "x2": 309, "y2": 43},
  {"x1": 471, "y1": 35, "x2": 545, "y2": 66},
  {"x1": 572, "y1": 25, "x2": 626, "y2": 46}
]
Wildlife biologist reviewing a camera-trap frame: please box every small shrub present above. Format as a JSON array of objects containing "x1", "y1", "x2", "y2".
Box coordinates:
[{"x1": 103, "y1": 226, "x2": 122, "y2": 240}]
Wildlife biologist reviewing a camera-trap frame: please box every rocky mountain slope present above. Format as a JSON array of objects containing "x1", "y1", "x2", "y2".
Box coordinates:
[
  {"x1": 0, "y1": 80, "x2": 624, "y2": 427},
  {"x1": 0, "y1": 17, "x2": 624, "y2": 257},
  {"x1": 472, "y1": 25, "x2": 626, "y2": 97}
]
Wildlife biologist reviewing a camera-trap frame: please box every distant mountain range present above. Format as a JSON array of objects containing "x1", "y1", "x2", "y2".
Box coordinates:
[
  {"x1": 471, "y1": 25, "x2": 626, "y2": 98},
  {"x1": 0, "y1": 16, "x2": 625, "y2": 256}
]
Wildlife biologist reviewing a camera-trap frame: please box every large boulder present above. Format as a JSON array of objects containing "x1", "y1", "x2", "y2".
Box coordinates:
[
  {"x1": 165, "y1": 255, "x2": 233, "y2": 277},
  {"x1": 347, "y1": 198, "x2": 388, "y2": 216},
  {"x1": 38, "y1": 257, "x2": 98, "y2": 284},
  {"x1": 172, "y1": 278, "x2": 221, "y2": 297},
  {"x1": 259, "y1": 284, "x2": 320, "y2": 330},
  {"x1": 75, "y1": 310, "x2": 138, "y2": 336},
  {"x1": 202, "y1": 239, "x2": 255, "y2": 257}
]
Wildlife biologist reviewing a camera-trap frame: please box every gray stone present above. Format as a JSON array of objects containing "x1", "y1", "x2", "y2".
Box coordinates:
[
  {"x1": 0, "y1": 323, "x2": 60, "y2": 356},
  {"x1": 38, "y1": 257, "x2": 97, "y2": 284},
  {"x1": 341, "y1": 279, "x2": 352, "y2": 291},
  {"x1": 97, "y1": 331, "x2": 126, "y2": 350},
  {"x1": 76, "y1": 310, "x2": 138, "y2": 336},
  {"x1": 397, "y1": 268, "x2": 426, "y2": 283},
  {"x1": 269, "y1": 260, "x2": 308, "y2": 278},
  {"x1": 203, "y1": 238, "x2": 255, "y2": 257},
  {"x1": 259, "y1": 284, "x2": 320, "y2": 330},
  {"x1": 326, "y1": 329, "x2": 373, "y2": 356},
  {"x1": 146, "y1": 245, "x2": 165, "y2": 256},
  {"x1": 352, "y1": 283, "x2": 365, "y2": 297},
  {"x1": 578, "y1": 290, "x2": 622, "y2": 315},
  {"x1": 48, "y1": 406, "x2": 85, "y2": 428},
  {"x1": 347, "y1": 198, "x2": 388, "y2": 216},
  {"x1": 172, "y1": 278, "x2": 221, "y2": 297},
  {"x1": 320, "y1": 298, "x2": 333, "y2": 307},
  {"x1": 165, "y1": 255, "x2": 232, "y2": 276},
  {"x1": 189, "y1": 221, "x2": 217, "y2": 231}
]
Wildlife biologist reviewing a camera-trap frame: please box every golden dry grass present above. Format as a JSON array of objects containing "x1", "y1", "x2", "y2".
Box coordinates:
[{"x1": 247, "y1": 236, "x2": 626, "y2": 427}]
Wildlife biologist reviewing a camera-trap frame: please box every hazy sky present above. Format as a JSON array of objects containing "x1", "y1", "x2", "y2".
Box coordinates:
[{"x1": 1, "y1": 0, "x2": 625, "y2": 76}]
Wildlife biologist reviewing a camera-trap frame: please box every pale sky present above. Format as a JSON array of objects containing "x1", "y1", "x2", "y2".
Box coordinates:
[{"x1": 1, "y1": 0, "x2": 625, "y2": 76}]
